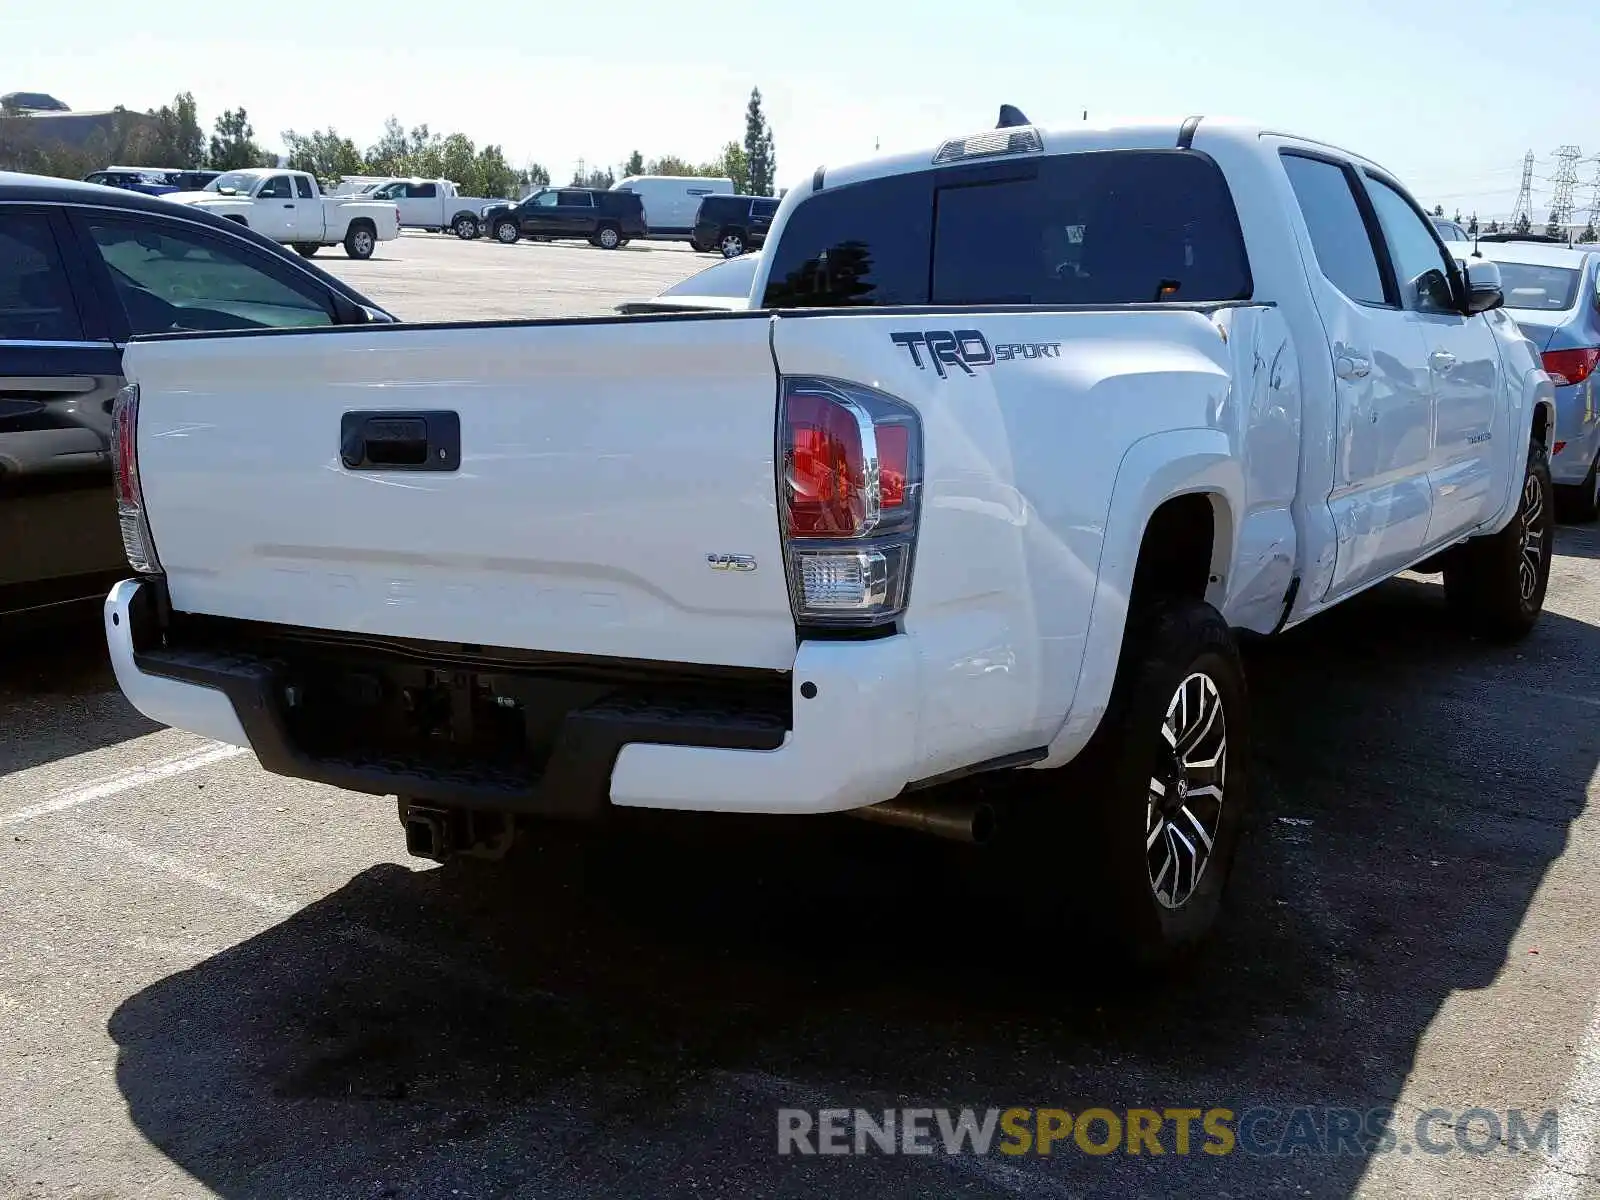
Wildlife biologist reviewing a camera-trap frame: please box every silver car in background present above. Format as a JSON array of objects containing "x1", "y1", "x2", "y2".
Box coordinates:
[{"x1": 1467, "y1": 240, "x2": 1600, "y2": 518}]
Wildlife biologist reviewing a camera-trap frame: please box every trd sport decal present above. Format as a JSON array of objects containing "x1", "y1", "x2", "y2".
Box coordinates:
[{"x1": 890, "y1": 330, "x2": 1062, "y2": 378}]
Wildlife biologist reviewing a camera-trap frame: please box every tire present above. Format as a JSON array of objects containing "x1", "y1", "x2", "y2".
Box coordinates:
[
  {"x1": 719, "y1": 229, "x2": 746, "y2": 258},
  {"x1": 1559, "y1": 448, "x2": 1600, "y2": 523},
  {"x1": 292, "y1": 243, "x2": 320, "y2": 258},
  {"x1": 494, "y1": 220, "x2": 520, "y2": 244},
  {"x1": 453, "y1": 215, "x2": 480, "y2": 240},
  {"x1": 1036, "y1": 600, "x2": 1249, "y2": 972},
  {"x1": 1442, "y1": 441, "x2": 1553, "y2": 641},
  {"x1": 343, "y1": 222, "x2": 376, "y2": 260},
  {"x1": 595, "y1": 224, "x2": 621, "y2": 250}
]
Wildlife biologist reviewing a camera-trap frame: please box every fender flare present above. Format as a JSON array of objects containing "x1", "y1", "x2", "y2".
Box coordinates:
[
  {"x1": 1481, "y1": 365, "x2": 1557, "y2": 535},
  {"x1": 448, "y1": 209, "x2": 479, "y2": 227},
  {"x1": 1035, "y1": 427, "x2": 1244, "y2": 769}
]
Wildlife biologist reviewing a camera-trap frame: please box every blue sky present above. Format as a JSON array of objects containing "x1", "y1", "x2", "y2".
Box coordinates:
[{"x1": 3, "y1": 0, "x2": 1595, "y2": 218}]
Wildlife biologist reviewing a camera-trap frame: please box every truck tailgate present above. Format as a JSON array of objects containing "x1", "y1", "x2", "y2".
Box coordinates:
[{"x1": 122, "y1": 314, "x2": 798, "y2": 670}]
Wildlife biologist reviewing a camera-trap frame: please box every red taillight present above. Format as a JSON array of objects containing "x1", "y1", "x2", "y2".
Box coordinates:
[
  {"x1": 877, "y1": 423, "x2": 909, "y2": 509},
  {"x1": 111, "y1": 383, "x2": 161, "y2": 575},
  {"x1": 786, "y1": 391, "x2": 868, "y2": 537},
  {"x1": 779, "y1": 380, "x2": 922, "y2": 627},
  {"x1": 1543, "y1": 348, "x2": 1600, "y2": 387}
]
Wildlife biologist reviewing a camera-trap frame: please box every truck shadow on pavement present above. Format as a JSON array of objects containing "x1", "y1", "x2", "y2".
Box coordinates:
[
  {"x1": 106, "y1": 570, "x2": 1600, "y2": 1199},
  {"x1": 0, "y1": 611, "x2": 160, "y2": 775}
]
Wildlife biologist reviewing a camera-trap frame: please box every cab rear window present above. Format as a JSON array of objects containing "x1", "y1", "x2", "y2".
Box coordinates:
[{"x1": 762, "y1": 150, "x2": 1252, "y2": 309}]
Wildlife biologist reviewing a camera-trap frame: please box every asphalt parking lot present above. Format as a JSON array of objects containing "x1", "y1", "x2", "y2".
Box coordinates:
[
  {"x1": 318, "y1": 228, "x2": 715, "y2": 321},
  {"x1": 4, "y1": 231, "x2": 1600, "y2": 1200}
]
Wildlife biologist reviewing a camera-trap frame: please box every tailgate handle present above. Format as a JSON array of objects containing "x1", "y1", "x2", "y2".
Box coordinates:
[{"x1": 340, "y1": 411, "x2": 460, "y2": 472}]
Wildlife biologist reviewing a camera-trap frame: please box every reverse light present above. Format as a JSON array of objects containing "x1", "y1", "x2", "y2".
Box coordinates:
[
  {"x1": 1543, "y1": 347, "x2": 1599, "y2": 387},
  {"x1": 110, "y1": 383, "x2": 162, "y2": 575},
  {"x1": 779, "y1": 378, "x2": 922, "y2": 627}
]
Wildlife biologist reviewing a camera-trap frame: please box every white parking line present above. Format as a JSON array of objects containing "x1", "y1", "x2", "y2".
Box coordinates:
[
  {"x1": 0, "y1": 742, "x2": 247, "y2": 828},
  {"x1": 68, "y1": 827, "x2": 564, "y2": 1008},
  {"x1": 1522, "y1": 1000, "x2": 1600, "y2": 1199}
]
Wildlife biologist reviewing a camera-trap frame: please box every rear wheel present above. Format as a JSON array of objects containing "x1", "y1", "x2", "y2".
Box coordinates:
[
  {"x1": 343, "y1": 222, "x2": 376, "y2": 260},
  {"x1": 494, "y1": 220, "x2": 520, "y2": 244},
  {"x1": 1443, "y1": 441, "x2": 1553, "y2": 641},
  {"x1": 594, "y1": 224, "x2": 621, "y2": 250},
  {"x1": 719, "y1": 229, "x2": 746, "y2": 258},
  {"x1": 1022, "y1": 600, "x2": 1248, "y2": 972},
  {"x1": 292, "y1": 242, "x2": 320, "y2": 258},
  {"x1": 453, "y1": 214, "x2": 480, "y2": 239}
]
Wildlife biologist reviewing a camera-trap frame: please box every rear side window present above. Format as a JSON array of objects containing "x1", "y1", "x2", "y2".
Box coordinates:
[
  {"x1": 762, "y1": 171, "x2": 933, "y2": 308},
  {"x1": 1281, "y1": 154, "x2": 1387, "y2": 306},
  {"x1": 933, "y1": 152, "x2": 1250, "y2": 305},
  {"x1": 557, "y1": 190, "x2": 592, "y2": 206},
  {"x1": 295, "y1": 175, "x2": 315, "y2": 199},
  {"x1": 0, "y1": 213, "x2": 85, "y2": 341},
  {"x1": 752, "y1": 199, "x2": 780, "y2": 218},
  {"x1": 762, "y1": 151, "x2": 1251, "y2": 309}
]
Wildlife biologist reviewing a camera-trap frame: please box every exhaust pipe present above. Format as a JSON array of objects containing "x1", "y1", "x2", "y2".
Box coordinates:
[{"x1": 849, "y1": 795, "x2": 997, "y2": 845}]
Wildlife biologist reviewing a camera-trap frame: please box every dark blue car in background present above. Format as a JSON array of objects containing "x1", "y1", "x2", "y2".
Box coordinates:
[{"x1": 81, "y1": 167, "x2": 223, "y2": 196}]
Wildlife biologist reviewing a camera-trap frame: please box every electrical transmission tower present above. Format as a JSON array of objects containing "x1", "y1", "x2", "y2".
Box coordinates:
[
  {"x1": 1511, "y1": 150, "x2": 1535, "y2": 227},
  {"x1": 1586, "y1": 158, "x2": 1600, "y2": 232},
  {"x1": 1550, "y1": 145, "x2": 1583, "y2": 227}
]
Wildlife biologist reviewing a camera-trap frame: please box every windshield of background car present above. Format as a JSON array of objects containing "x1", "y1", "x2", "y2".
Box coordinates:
[
  {"x1": 1495, "y1": 261, "x2": 1582, "y2": 311},
  {"x1": 205, "y1": 172, "x2": 258, "y2": 193},
  {"x1": 762, "y1": 150, "x2": 1252, "y2": 308}
]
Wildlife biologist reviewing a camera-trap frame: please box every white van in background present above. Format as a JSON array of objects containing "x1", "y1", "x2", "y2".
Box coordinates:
[{"x1": 610, "y1": 175, "x2": 733, "y2": 240}]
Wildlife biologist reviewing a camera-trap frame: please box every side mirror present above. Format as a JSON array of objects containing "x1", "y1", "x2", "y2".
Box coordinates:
[{"x1": 1462, "y1": 258, "x2": 1504, "y2": 314}]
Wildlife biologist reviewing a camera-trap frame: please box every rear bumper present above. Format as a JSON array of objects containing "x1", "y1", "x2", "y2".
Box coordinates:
[
  {"x1": 1550, "y1": 379, "x2": 1599, "y2": 485},
  {"x1": 103, "y1": 579, "x2": 920, "y2": 817}
]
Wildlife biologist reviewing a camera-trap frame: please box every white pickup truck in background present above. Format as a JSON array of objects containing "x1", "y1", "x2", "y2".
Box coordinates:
[
  {"x1": 354, "y1": 177, "x2": 496, "y2": 239},
  {"x1": 163, "y1": 168, "x2": 401, "y2": 259},
  {"x1": 104, "y1": 111, "x2": 1554, "y2": 971}
]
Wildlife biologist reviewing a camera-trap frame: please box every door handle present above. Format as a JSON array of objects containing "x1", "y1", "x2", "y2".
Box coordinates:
[
  {"x1": 284, "y1": 203, "x2": 296, "y2": 208},
  {"x1": 340, "y1": 410, "x2": 460, "y2": 472},
  {"x1": 1429, "y1": 350, "x2": 1457, "y2": 370},
  {"x1": 1335, "y1": 354, "x2": 1371, "y2": 380}
]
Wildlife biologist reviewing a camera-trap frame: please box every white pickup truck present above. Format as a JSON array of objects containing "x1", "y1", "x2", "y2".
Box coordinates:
[
  {"x1": 163, "y1": 168, "x2": 401, "y2": 259},
  {"x1": 104, "y1": 112, "x2": 1555, "y2": 969},
  {"x1": 355, "y1": 177, "x2": 496, "y2": 239}
]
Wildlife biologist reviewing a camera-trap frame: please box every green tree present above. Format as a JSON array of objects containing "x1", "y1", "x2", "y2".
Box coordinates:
[
  {"x1": 1580, "y1": 221, "x2": 1597, "y2": 244},
  {"x1": 143, "y1": 92, "x2": 204, "y2": 166},
  {"x1": 572, "y1": 163, "x2": 614, "y2": 188},
  {"x1": 1546, "y1": 210, "x2": 1562, "y2": 238},
  {"x1": 645, "y1": 154, "x2": 694, "y2": 176},
  {"x1": 744, "y1": 87, "x2": 775, "y2": 196},
  {"x1": 1514, "y1": 211, "x2": 1531, "y2": 234},
  {"x1": 623, "y1": 149, "x2": 644, "y2": 177},
  {"x1": 365, "y1": 117, "x2": 410, "y2": 175},
  {"x1": 438, "y1": 132, "x2": 476, "y2": 187},
  {"x1": 519, "y1": 162, "x2": 550, "y2": 190},
  {"x1": 282, "y1": 127, "x2": 366, "y2": 184},
  {"x1": 207, "y1": 108, "x2": 264, "y2": 170},
  {"x1": 1467, "y1": 212, "x2": 1479, "y2": 236},
  {"x1": 1432, "y1": 203, "x2": 1444, "y2": 217},
  {"x1": 1486, "y1": 219, "x2": 1501, "y2": 234},
  {"x1": 473, "y1": 145, "x2": 519, "y2": 198},
  {"x1": 713, "y1": 140, "x2": 747, "y2": 192}
]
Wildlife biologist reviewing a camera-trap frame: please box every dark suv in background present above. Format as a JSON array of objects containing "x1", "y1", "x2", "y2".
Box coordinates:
[
  {"x1": 482, "y1": 187, "x2": 646, "y2": 249},
  {"x1": 691, "y1": 195, "x2": 779, "y2": 257}
]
